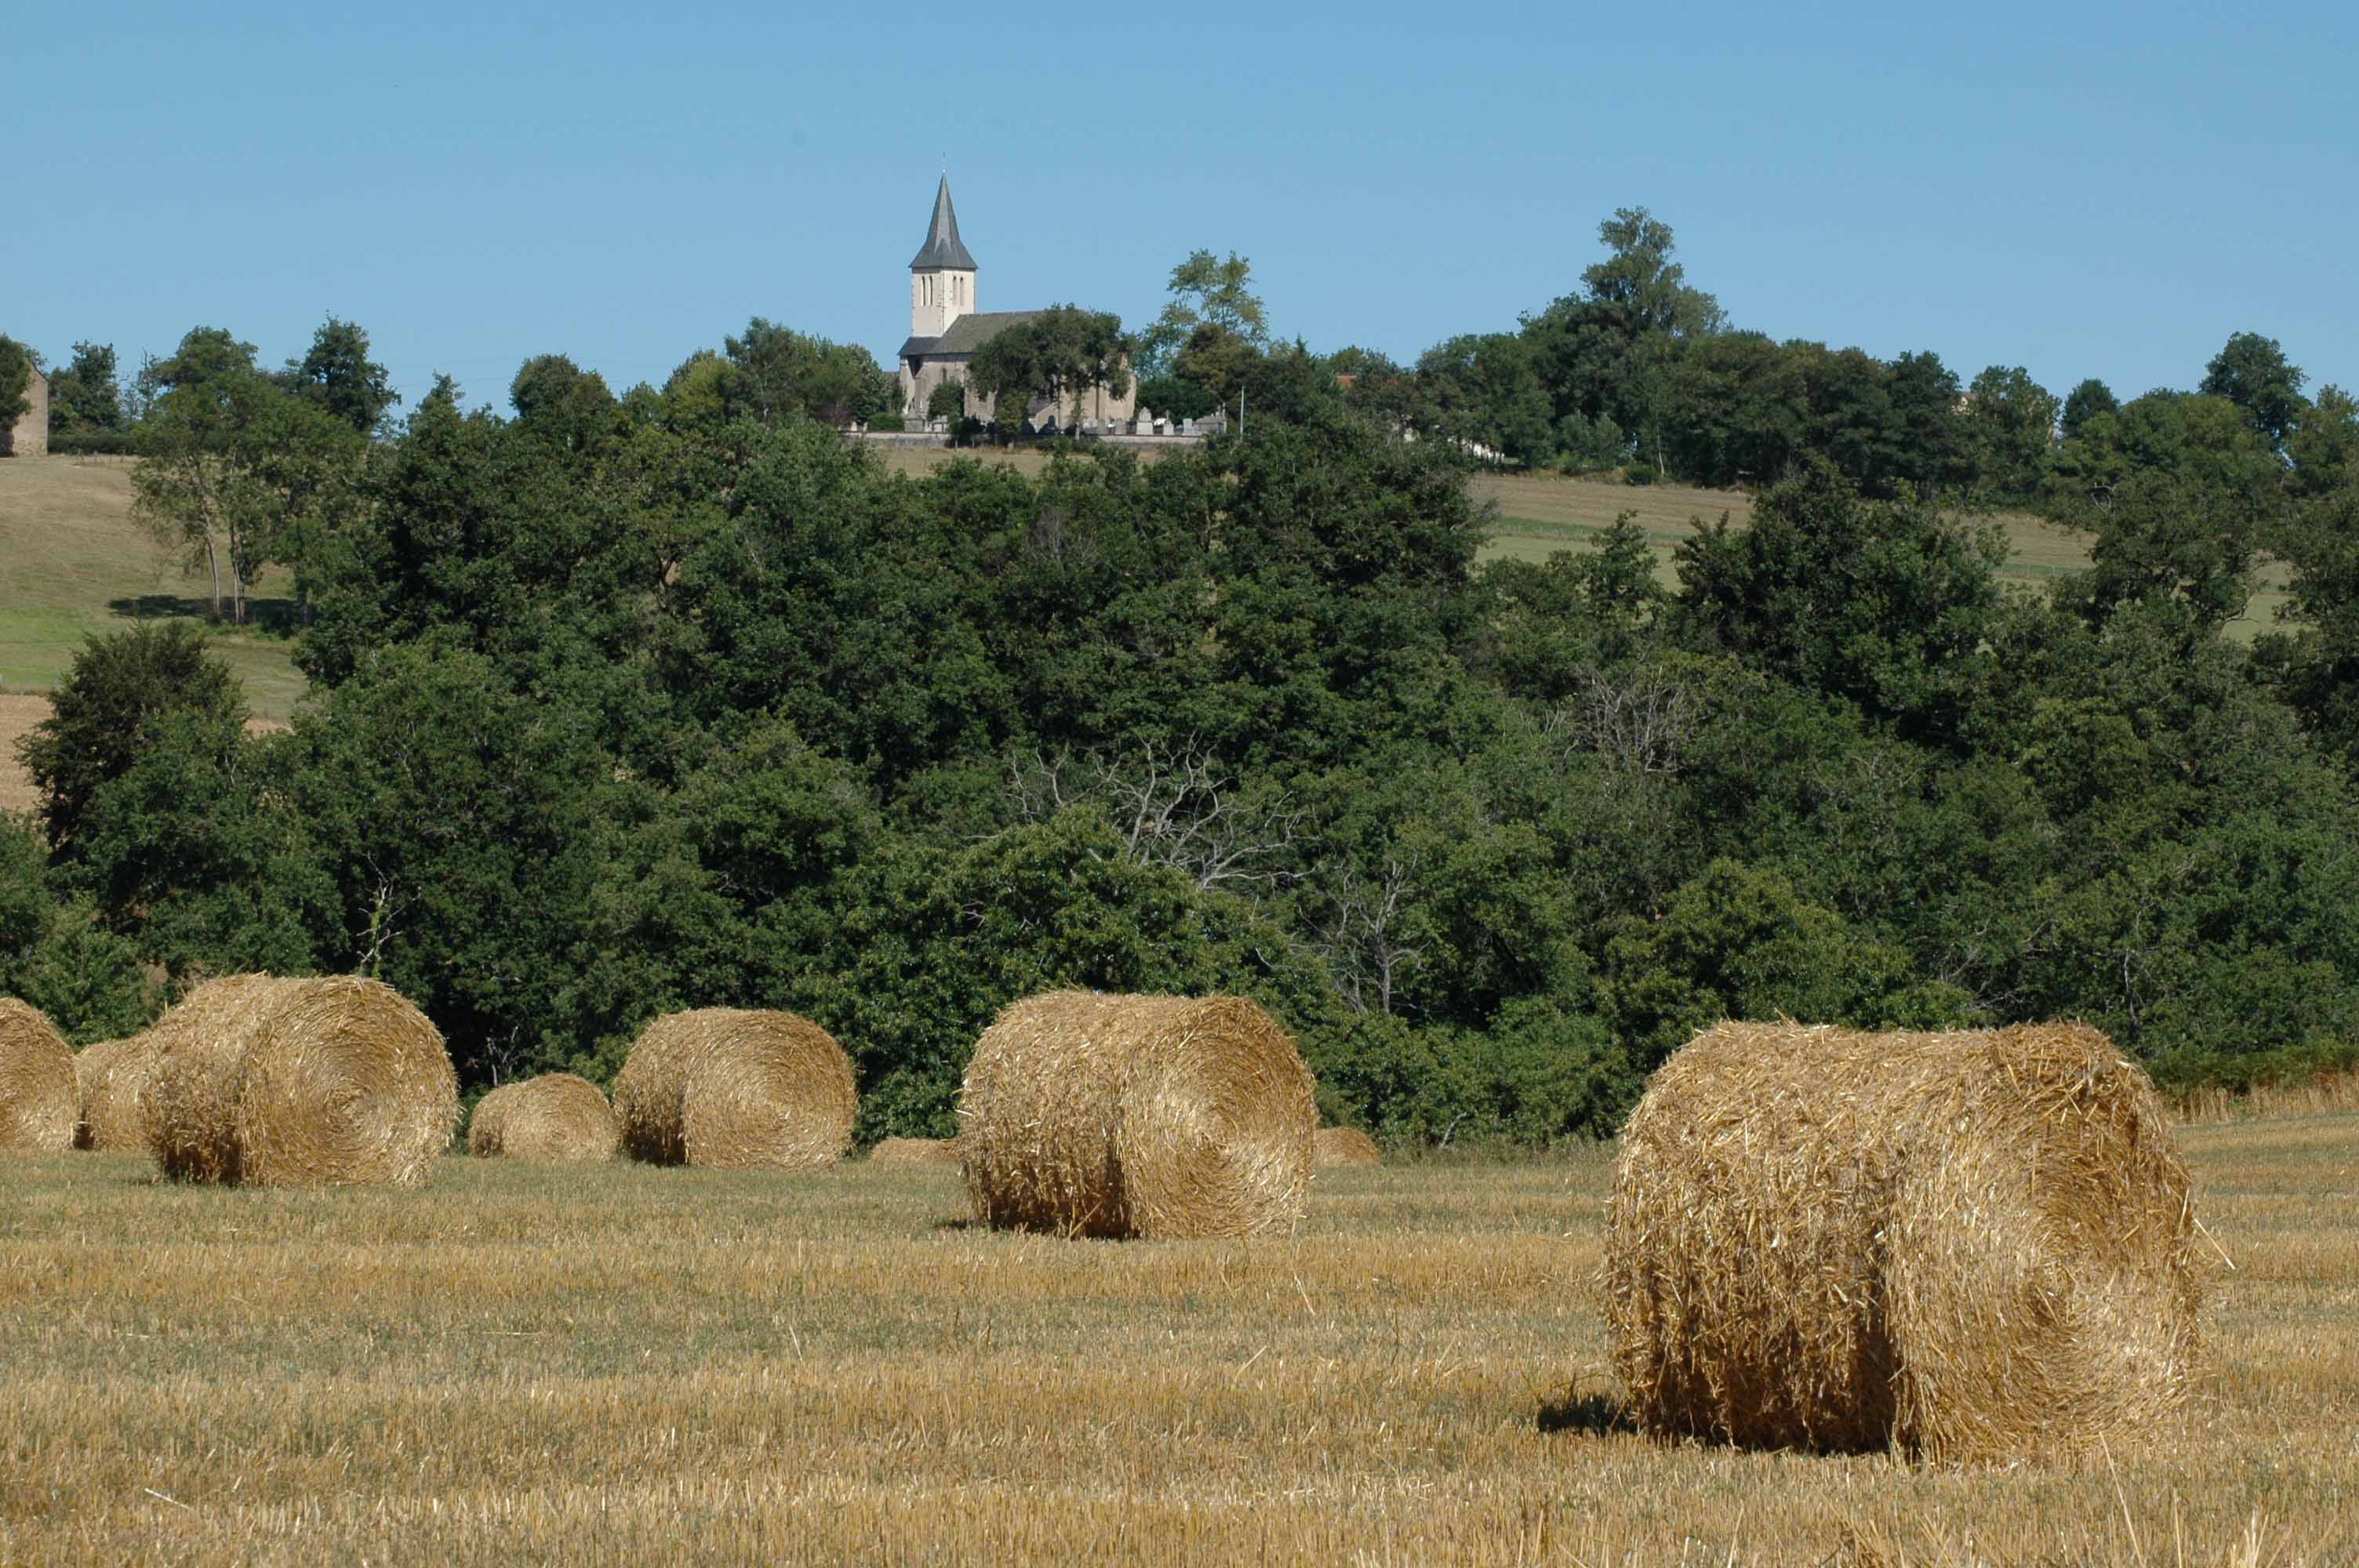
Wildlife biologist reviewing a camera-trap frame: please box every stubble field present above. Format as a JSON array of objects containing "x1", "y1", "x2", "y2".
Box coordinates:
[{"x1": 3, "y1": 1110, "x2": 2352, "y2": 1566}]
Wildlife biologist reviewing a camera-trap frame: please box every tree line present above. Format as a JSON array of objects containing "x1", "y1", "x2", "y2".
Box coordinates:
[{"x1": 5, "y1": 216, "x2": 2357, "y2": 1146}]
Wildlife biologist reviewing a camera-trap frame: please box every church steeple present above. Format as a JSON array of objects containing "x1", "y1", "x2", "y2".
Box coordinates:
[
  {"x1": 908, "y1": 174, "x2": 977, "y2": 339},
  {"x1": 909, "y1": 174, "x2": 977, "y2": 271}
]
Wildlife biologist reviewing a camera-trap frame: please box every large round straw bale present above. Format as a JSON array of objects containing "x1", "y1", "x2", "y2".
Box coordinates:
[
  {"x1": 958, "y1": 991, "x2": 1315, "y2": 1240},
  {"x1": 612, "y1": 1008, "x2": 856, "y2": 1170},
  {"x1": 869, "y1": 1135, "x2": 959, "y2": 1166},
  {"x1": 1, "y1": 997, "x2": 78, "y2": 1153},
  {"x1": 144, "y1": 975, "x2": 458, "y2": 1188},
  {"x1": 1601, "y1": 1021, "x2": 2201, "y2": 1465},
  {"x1": 75, "y1": 1036, "x2": 162, "y2": 1152},
  {"x1": 1313, "y1": 1125, "x2": 1382, "y2": 1169},
  {"x1": 72, "y1": 1036, "x2": 136, "y2": 1149},
  {"x1": 467, "y1": 1073, "x2": 618, "y2": 1163}
]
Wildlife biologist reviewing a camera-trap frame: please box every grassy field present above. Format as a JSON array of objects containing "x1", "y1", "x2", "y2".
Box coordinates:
[
  {"x1": 0, "y1": 456, "x2": 306, "y2": 717},
  {"x1": 2, "y1": 1111, "x2": 2352, "y2": 1564}
]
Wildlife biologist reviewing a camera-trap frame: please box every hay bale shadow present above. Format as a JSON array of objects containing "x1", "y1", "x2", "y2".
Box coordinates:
[{"x1": 1536, "y1": 1391, "x2": 1634, "y2": 1436}]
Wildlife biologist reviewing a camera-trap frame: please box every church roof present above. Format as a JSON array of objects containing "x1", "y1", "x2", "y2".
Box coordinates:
[
  {"x1": 908, "y1": 175, "x2": 977, "y2": 271},
  {"x1": 898, "y1": 310, "x2": 1045, "y2": 362}
]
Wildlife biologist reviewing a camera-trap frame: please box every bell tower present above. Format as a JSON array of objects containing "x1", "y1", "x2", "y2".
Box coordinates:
[{"x1": 909, "y1": 173, "x2": 977, "y2": 340}]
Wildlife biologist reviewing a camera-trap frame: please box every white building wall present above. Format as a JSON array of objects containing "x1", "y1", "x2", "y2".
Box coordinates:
[{"x1": 909, "y1": 268, "x2": 975, "y2": 340}]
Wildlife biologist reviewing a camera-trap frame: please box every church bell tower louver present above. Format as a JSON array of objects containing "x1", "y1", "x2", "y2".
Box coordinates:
[{"x1": 909, "y1": 174, "x2": 976, "y2": 341}]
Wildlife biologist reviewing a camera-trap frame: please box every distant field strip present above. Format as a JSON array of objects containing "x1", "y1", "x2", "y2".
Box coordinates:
[{"x1": 1, "y1": 1112, "x2": 2352, "y2": 1563}]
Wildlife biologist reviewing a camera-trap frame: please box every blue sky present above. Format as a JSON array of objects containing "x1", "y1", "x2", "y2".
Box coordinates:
[{"x1": 6, "y1": 1, "x2": 2353, "y2": 417}]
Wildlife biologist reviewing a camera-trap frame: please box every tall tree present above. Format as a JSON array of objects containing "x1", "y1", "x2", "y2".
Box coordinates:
[
  {"x1": 1137, "y1": 251, "x2": 1268, "y2": 379},
  {"x1": 2059, "y1": 377, "x2": 2119, "y2": 443},
  {"x1": 133, "y1": 327, "x2": 362, "y2": 623},
  {"x1": 131, "y1": 329, "x2": 269, "y2": 621},
  {"x1": 1964, "y1": 365, "x2": 2059, "y2": 501},
  {"x1": 283, "y1": 317, "x2": 399, "y2": 435},
  {"x1": 2201, "y1": 331, "x2": 2306, "y2": 455},
  {"x1": 45, "y1": 343, "x2": 124, "y2": 434},
  {"x1": 1525, "y1": 206, "x2": 1723, "y2": 474},
  {"x1": 0, "y1": 336, "x2": 35, "y2": 429}
]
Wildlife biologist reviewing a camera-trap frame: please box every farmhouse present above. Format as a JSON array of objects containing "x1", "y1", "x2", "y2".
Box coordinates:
[
  {"x1": 894, "y1": 176, "x2": 1137, "y2": 433},
  {"x1": 2, "y1": 365, "x2": 48, "y2": 458}
]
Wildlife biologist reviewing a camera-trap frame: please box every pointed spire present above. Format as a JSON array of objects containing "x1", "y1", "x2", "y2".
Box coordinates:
[{"x1": 909, "y1": 173, "x2": 977, "y2": 271}]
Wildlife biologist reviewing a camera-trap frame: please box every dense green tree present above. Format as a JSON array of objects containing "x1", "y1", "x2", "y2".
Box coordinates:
[
  {"x1": 282, "y1": 316, "x2": 399, "y2": 435},
  {"x1": 2201, "y1": 330, "x2": 2306, "y2": 454},
  {"x1": 2287, "y1": 384, "x2": 2358, "y2": 499},
  {"x1": 1601, "y1": 858, "x2": 1972, "y2": 1075},
  {"x1": 2064, "y1": 471, "x2": 2260, "y2": 630},
  {"x1": 924, "y1": 378, "x2": 967, "y2": 424},
  {"x1": 1413, "y1": 332, "x2": 1554, "y2": 465},
  {"x1": 1672, "y1": 463, "x2": 2008, "y2": 739},
  {"x1": 1524, "y1": 207, "x2": 1722, "y2": 473},
  {"x1": 2059, "y1": 376, "x2": 2118, "y2": 443},
  {"x1": 0, "y1": 335, "x2": 37, "y2": 428},
  {"x1": 805, "y1": 807, "x2": 1330, "y2": 1138},
  {"x1": 721, "y1": 318, "x2": 899, "y2": 429},
  {"x1": 508, "y1": 354, "x2": 620, "y2": 451},
  {"x1": 0, "y1": 820, "x2": 151, "y2": 1044},
  {"x1": 16, "y1": 622, "x2": 246, "y2": 851},
  {"x1": 45, "y1": 342, "x2": 124, "y2": 434},
  {"x1": 65, "y1": 713, "x2": 336, "y2": 981},
  {"x1": 1965, "y1": 364, "x2": 2058, "y2": 500},
  {"x1": 966, "y1": 306, "x2": 1132, "y2": 434}
]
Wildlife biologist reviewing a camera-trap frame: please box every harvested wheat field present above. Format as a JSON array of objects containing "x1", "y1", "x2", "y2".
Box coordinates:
[
  {"x1": 468, "y1": 1073, "x2": 618, "y2": 1163},
  {"x1": 867, "y1": 1135, "x2": 958, "y2": 1165},
  {"x1": 1314, "y1": 1124, "x2": 1382, "y2": 1168},
  {"x1": 0, "y1": 997, "x2": 78, "y2": 1153},
  {"x1": 959, "y1": 991, "x2": 1316, "y2": 1240},
  {"x1": 144, "y1": 974, "x2": 459, "y2": 1188},
  {"x1": 1, "y1": 1107, "x2": 2352, "y2": 1565},
  {"x1": 1604, "y1": 1022, "x2": 2201, "y2": 1466},
  {"x1": 613, "y1": 1008, "x2": 856, "y2": 1171}
]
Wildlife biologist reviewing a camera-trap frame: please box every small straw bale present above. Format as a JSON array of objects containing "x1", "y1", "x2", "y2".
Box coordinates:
[
  {"x1": 868, "y1": 1135, "x2": 960, "y2": 1166},
  {"x1": 958, "y1": 990, "x2": 1315, "y2": 1240},
  {"x1": 1601, "y1": 1021, "x2": 2202, "y2": 1465},
  {"x1": 612, "y1": 1008, "x2": 856, "y2": 1170},
  {"x1": 1313, "y1": 1125, "x2": 1382, "y2": 1169},
  {"x1": 144, "y1": 975, "x2": 459, "y2": 1188},
  {"x1": 1, "y1": 997, "x2": 78, "y2": 1153},
  {"x1": 467, "y1": 1073, "x2": 618, "y2": 1163}
]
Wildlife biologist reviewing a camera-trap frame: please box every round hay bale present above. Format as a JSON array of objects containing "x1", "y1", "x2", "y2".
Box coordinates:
[
  {"x1": 868, "y1": 1135, "x2": 959, "y2": 1166},
  {"x1": 1313, "y1": 1125, "x2": 1382, "y2": 1169},
  {"x1": 144, "y1": 975, "x2": 458, "y2": 1189},
  {"x1": 71, "y1": 1035, "x2": 137, "y2": 1150},
  {"x1": 0, "y1": 997, "x2": 78, "y2": 1154},
  {"x1": 958, "y1": 990, "x2": 1316, "y2": 1240},
  {"x1": 1601, "y1": 1021, "x2": 2202, "y2": 1465},
  {"x1": 612, "y1": 1008, "x2": 856, "y2": 1171},
  {"x1": 467, "y1": 1073, "x2": 617, "y2": 1163}
]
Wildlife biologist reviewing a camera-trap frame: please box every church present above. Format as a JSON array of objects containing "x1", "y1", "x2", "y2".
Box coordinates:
[{"x1": 894, "y1": 176, "x2": 1138, "y2": 432}]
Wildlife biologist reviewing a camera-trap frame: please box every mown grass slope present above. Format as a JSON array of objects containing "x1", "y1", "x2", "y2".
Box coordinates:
[
  {"x1": 0, "y1": 456, "x2": 304, "y2": 717},
  {"x1": 1, "y1": 1112, "x2": 2350, "y2": 1564}
]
